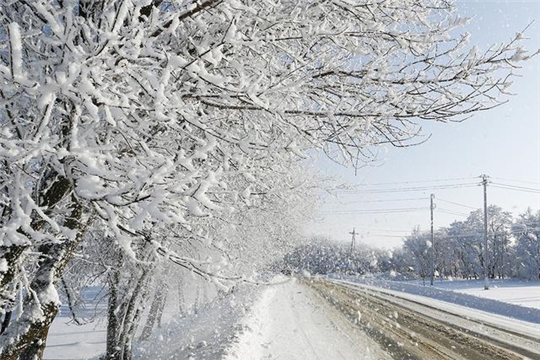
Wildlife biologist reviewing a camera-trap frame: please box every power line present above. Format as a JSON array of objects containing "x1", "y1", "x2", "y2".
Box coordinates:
[
  {"x1": 332, "y1": 182, "x2": 479, "y2": 194},
  {"x1": 349, "y1": 176, "x2": 478, "y2": 187},
  {"x1": 329, "y1": 177, "x2": 539, "y2": 196},
  {"x1": 353, "y1": 228, "x2": 531, "y2": 241},
  {"x1": 334, "y1": 197, "x2": 429, "y2": 204},
  {"x1": 490, "y1": 182, "x2": 540, "y2": 194},
  {"x1": 320, "y1": 207, "x2": 429, "y2": 215},
  {"x1": 357, "y1": 228, "x2": 415, "y2": 233},
  {"x1": 437, "y1": 198, "x2": 477, "y2": 210},
  {"x1": 438, "y1": 208, "x2": 470, "y2": 217},
  {"x1": 406, "y1": 232, "x2": 526, "y2": 240},
  {"x1": 360, "y1": 232, "x2": 516, "y2": 240},
  {"x1": 360, "y1": 233, "x2": 406, "y2": 238},
  {"x1": 491, "y1": 176, "x2": 540, "y2": 186},
  {"x1": 491, "y1": 185, "x2": 540, "y2": 194}
]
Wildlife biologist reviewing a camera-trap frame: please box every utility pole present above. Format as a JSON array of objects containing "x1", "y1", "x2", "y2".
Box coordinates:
[
  {"x1": 348, "y1": 228, "x2": 357, "y2": 274},
  {"x1": 430, "y1": 194, "x2": 435, "y2": 286},
  {"x1": 349, "y1": 227, "x2": 357, "y2": 255},
  {"x1": 481, "y1": 174, "x2": 489, "y2": 290}
]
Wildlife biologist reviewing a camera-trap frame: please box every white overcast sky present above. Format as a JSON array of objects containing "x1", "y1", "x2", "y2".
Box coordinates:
[{"x1": 306, "y1": 0, "x2": 540, "y2": 249}]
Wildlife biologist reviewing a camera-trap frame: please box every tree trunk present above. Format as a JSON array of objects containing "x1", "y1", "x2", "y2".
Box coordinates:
[
  {"x1": 0, "y1": 311, "x2": 11, "y2": 335},
  {"x1": 106, "y1": 261, "x2": 151, "y2": 360},
  {"x1": 119, "y1": 270, "x2": 150, "y2": 360},
  {"x1": 2, "y1": 243, "x2": 75, "y2": 360},
  {"x1": 139, "y1": 279, "x2": 167, "y2": 341},
  {"x1": 177, "y1": 277, "x2": 185, "y2": 316},
  {"x1": 156, "y1": 285, "x2": 167, "y2": 328},
  {"x1": 106, "y1": 266, "x2": 121, "y2": 360},
  {"x1": 0, "y1": 194, "x2": 86, "y2": 360}
]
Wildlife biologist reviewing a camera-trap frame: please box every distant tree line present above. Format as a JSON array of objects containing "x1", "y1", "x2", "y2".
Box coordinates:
[
  {"x1": 284, "y1": 207, "x2": 540, "y2": 281},
  {"x1": 282, "y1": 236, "x2": 393, "y2": 276}
]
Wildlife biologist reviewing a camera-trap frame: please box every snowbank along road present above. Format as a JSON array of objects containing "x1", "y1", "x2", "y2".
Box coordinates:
[{"x1": 307, "y1": 278, "x2": 540, "y2": 360}]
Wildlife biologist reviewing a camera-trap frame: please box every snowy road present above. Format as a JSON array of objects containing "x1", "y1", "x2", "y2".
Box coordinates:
[
  {"x1": 225, "y1": 278, "x2": 540, "y2": 360},
  {"x1": 224, "y1": 279, "x2": 392, "y2": 360},
  {"x1": 311, "y1": 279, "x2": 540, "y2": 360}
]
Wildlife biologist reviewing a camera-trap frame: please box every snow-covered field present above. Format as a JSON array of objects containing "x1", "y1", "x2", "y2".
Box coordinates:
[
  {"x1": 44, "y1": 277, "x2": 540, "y2": 360},
  {"x1": 332, "y1": 276, "x2": 540, "y2": 323},
  {"x1": 431, "y1": 278, "x2": 540, "y2": 309},
  {"x1": 44, "y1": 287, "x2": 107, "y2": 360},
  {"x1": 44, "y1": 320, "x2": 107, "y2": 360}
]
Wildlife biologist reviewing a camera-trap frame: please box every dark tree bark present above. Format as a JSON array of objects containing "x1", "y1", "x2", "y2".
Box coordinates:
[
  {"x1": 105, "y1": 250, "x2": 151, "y2": 360},
  {"x1": 0, "y1": 193, "x2": 88, "y2": 360},
  {"x1": 106, "y1": 265, "x2": 121, "y2": 360}
]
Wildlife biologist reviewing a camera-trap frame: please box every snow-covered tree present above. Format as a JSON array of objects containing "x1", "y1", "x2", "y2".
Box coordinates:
[
  {"x1": 391, "y1": 206, "x2": 538, "y2": 281},
  {"x1": 0, "y1": 0, "x2": 534, "y2": 358},
  {"x1": 444, "y1": 219, "x2": 483, "y2": 279},
  {"x1": 402, "y1": 228, "x2": 431, "y2": 282},
  {"x1": 514, "y1": 208, "x2": 540, "y2": 280},
  {"x1": 486, "y1": 206, "x2": 513, "y2": 279}
]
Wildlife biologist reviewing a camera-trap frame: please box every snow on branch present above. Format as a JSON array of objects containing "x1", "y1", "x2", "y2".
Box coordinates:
[{"x1": 7, "y1": 23, "x2": 23, "y2": 81}]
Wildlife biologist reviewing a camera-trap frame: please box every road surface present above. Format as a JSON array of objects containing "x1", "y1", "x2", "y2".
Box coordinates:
[
  {"x1": 226, "y1": 277, "x2": 540, "y2": 360},
  {"x1": 309, "y1": 278, "x2": 540, "y2": 360}
]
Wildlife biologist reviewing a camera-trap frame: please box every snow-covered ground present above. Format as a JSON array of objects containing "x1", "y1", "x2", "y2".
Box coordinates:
[
  {"x1": 44, "y1": 320, "x2": 107, "y2": 360},
  {"x1": 332, "y1": 279, "x2": 540, "y2": 338},
  {"x1": 431, "y1": 278, "x2": 540, "y2": 309},
  {"x1": 44, "y1": 284, "x2": 260, "y2": 360},
  {"x1": 44, "y1": 287, "x2": 107, "y2": 360},
  {"x1": 133, "y1": 285, "x2": 261, "y2": 360},
  {"x1": 44, "y1": 276, "x2": 540, "y2": 360},
  {"x1": 224, "y1": 279, "x2": 392, "y2": 360},
  {"x1": 332, "y1": 276, "x2": 540, "y2": 323},
  {"x1": 224, "y1": 277, "x2": 540, "y2": 359}
]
